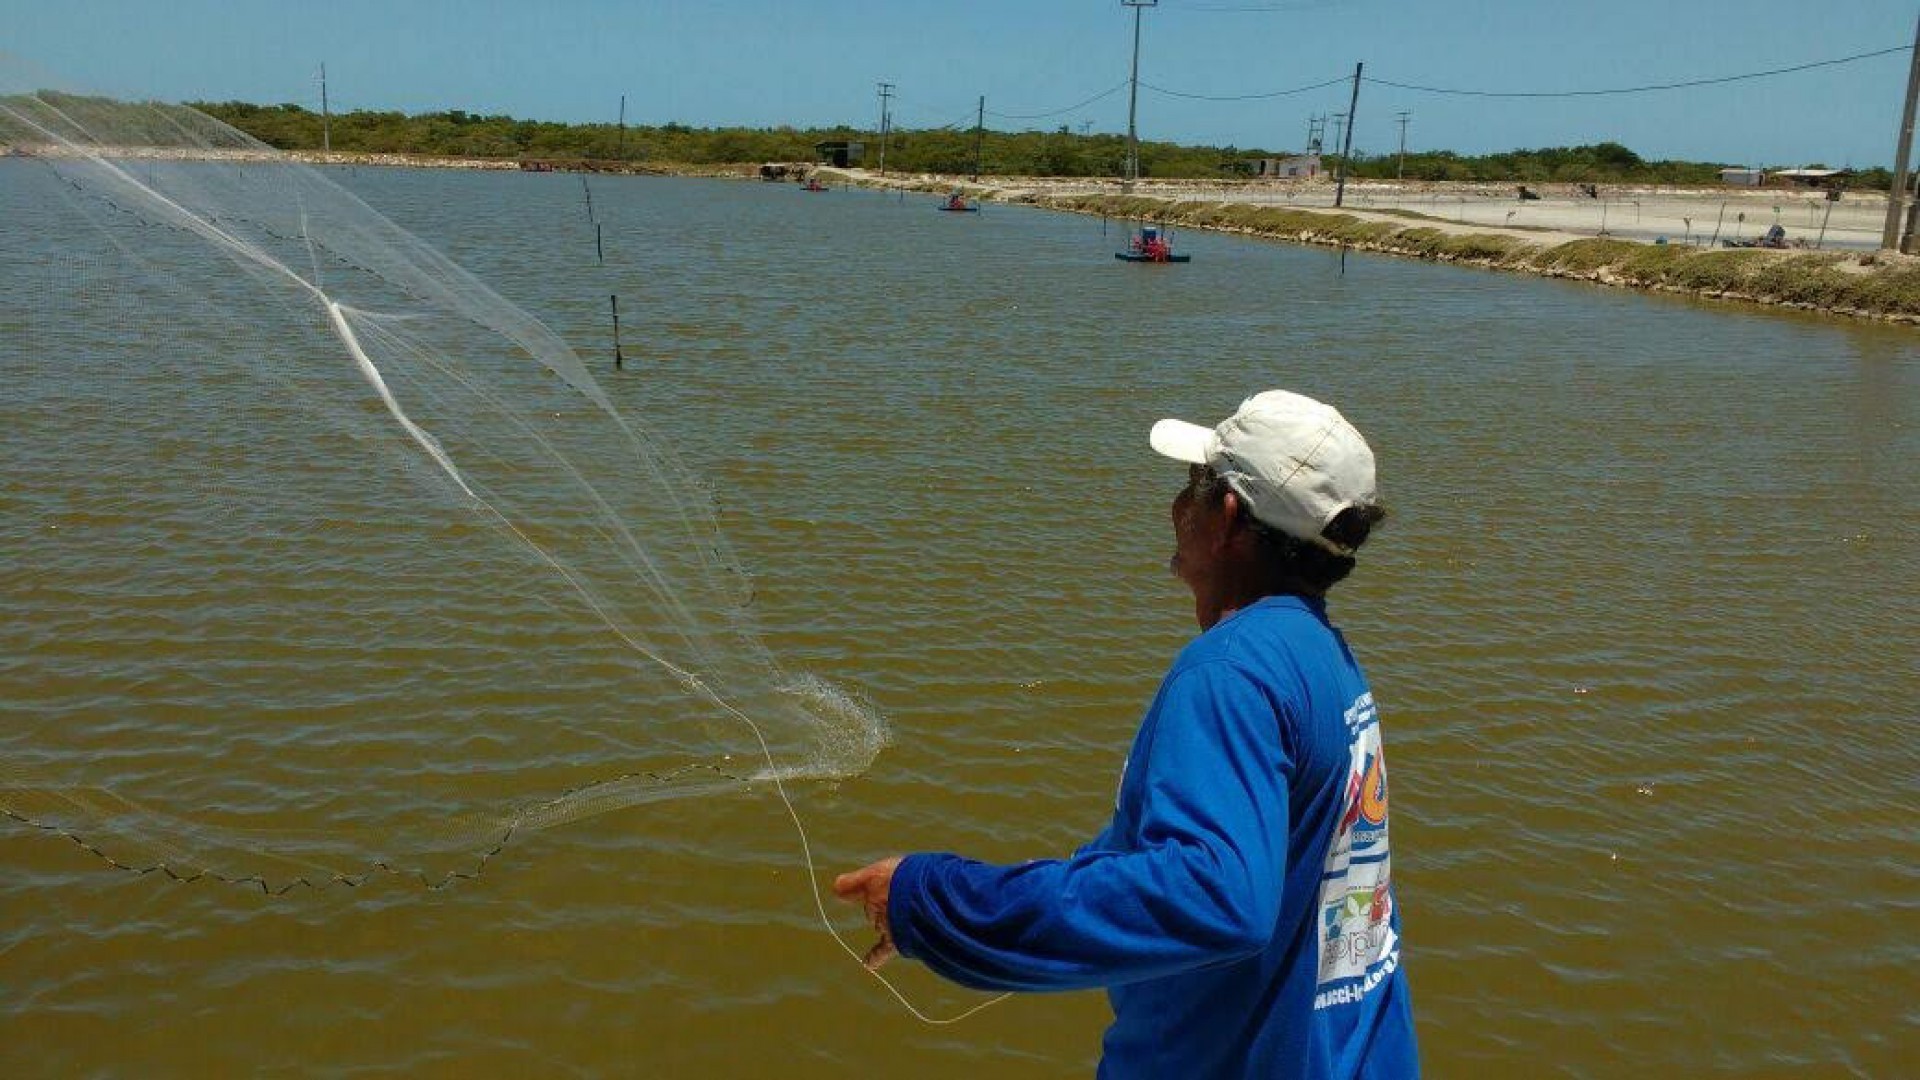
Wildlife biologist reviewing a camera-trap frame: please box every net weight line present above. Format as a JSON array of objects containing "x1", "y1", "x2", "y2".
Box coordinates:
[{"x1": 0, "y1": 762, "x2": 753, "y2": 895}]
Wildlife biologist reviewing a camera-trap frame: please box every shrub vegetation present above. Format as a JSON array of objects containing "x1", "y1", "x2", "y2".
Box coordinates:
[{"x1": 188, "y1": 102, "x2": 1894, "y2": 190}]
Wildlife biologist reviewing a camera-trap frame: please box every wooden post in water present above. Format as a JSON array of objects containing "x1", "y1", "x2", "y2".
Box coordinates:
[
  {"x1": 595, "y1": 222, "x2": 603, "y2": 265},
  {"x1": 611, "y1": 294, "x2": 624, "y2": 370}
]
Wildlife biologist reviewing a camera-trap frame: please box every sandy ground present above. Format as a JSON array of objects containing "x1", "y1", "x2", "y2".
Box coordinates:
[{"x1": 833, "y1": 169, "x2": 1898, "y2": 253}]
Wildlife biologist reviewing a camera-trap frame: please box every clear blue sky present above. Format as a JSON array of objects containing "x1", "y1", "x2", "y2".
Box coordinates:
[{"x1": 6, "y1": 0, "x2": 1916, "y2": 167}]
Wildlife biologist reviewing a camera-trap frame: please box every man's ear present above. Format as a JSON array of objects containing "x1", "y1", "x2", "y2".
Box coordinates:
[{"x1": 1219, "y1": 488, "x2": 1249, "y2": 544}]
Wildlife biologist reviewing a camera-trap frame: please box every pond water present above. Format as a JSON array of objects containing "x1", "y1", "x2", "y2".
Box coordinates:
[{"x1": 2, "y1": 164, "x2": 1914, "y2": 1077}]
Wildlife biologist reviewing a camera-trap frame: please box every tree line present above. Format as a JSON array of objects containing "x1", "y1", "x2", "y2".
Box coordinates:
[{"x1": 189, "y1": 101, "x2": 1892, "y2": 189}]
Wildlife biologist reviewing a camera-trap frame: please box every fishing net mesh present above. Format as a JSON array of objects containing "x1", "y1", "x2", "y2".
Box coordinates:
[{"x1": 0, "y1": 81, "x2": 885, "y2": 890}]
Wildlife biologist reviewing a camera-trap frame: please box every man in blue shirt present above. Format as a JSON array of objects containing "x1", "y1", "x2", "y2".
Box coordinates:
[{"x1": 835, "y1": 390, "x2": 1418, "y2": 1078}]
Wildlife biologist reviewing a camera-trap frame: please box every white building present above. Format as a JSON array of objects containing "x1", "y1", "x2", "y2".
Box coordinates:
[{"x1": 1254, "y1": 154, "x2": 1321, "y2": 179}]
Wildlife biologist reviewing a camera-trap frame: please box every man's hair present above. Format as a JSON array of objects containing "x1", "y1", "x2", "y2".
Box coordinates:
[{"x1": 1192, "y1": 467, "x2": 1386, "y2": 592}]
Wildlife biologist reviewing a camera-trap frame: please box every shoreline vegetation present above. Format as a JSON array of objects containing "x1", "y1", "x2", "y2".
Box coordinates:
[
  {"x1": 180, "y1": 100, "x2": 1904, "y2": 191},
  {"x1": 7, "y1": 97, "x2": 1912, "y2": 322},
  {"x1": 842, "y1": 170, "x2": 1920, "y2": 326}
]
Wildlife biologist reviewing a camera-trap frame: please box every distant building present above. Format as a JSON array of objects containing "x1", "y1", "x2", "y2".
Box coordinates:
[
  {"x1": 1253, "y1": 154, "x2": 1321, "y2": 179},
  {"x1": 1719, "y1": 167, "x2": 1765, "y2": 187},
  {"x1": 1771, "y1": 168, "x2": 1851, "y2": 188},
  {"x1": 814, "y1": 140, "x2": 866, "y2": 168}
]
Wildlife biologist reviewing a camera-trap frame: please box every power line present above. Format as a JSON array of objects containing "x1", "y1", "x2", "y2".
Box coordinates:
[
  {"x1": 921, "y1": 108, "x2": 983, "y2": 133},
  {"x1": 985, "y1": 79, "x2": 1131, "y2": 121},
  {"x1": 1139, "y1": 74, "x2": 1347, "y2": 101},
  {"x1": 888, "y1": 99, "x2": 977, "y2": 131},
  {"x1": 1367, "y1": 43, "x2": 1909, "y2": 98},
  {"x1": 890, "y1": 91, "x2": 980, "y2": 122},
  {"x1": 1166, "y1": 0, "x2": 1352, "y2": 10},
  {"x1": 968, "y1": 41, "x2": 1904, "y2": 125}
]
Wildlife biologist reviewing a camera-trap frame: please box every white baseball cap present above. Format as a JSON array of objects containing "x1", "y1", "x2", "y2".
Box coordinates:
[{"x1": 1150, "y1": 390, "x2": 1378, "y2": 554}]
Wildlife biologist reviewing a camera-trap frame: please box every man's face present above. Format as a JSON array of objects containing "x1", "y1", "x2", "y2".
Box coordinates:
[{"x1": 1169, "y1": 463, "x2": 1228, "y2": 604}]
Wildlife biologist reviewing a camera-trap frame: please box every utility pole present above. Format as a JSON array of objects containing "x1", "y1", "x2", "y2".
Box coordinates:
[
  {"x1": 1333, "y1": 61, "x2": 1363, "y2": 208},
  {"x1": 1395, "y1": 111, "x2": 1410, "y2": 181},
  {"x1": 617, "y1": 94, "x2": 627, "y2": 159},
  {"x1": 1910, "y1": 168, "x2": 1920, "y2": 251},
  {"x1": 1329, "y1": 114, "x2": 1346, "y2": 158},
  {"x1": 1884, "y1": 9, "x2": 1920, "y2": 251},
  {"x1": 318, "y1": 63, "x2": 330, "y2": 153},
  {"x1": 1123, "y1": 0, "x2": 1158, "y2": 190},
  {"x1": 971, "y1": 96, "x2": 987, "y2": 182},
  {"x1": 876, "y1": 81, "x2": 894, "y2": 177}
]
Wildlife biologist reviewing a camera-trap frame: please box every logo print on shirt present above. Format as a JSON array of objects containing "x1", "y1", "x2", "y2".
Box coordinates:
[
  {"x1": 1313, "y1": 693, "x2": 1400, "y2": 1009},
  {"x1": 1358, "y1": 753, "x2": 1388, "y2": 826}
]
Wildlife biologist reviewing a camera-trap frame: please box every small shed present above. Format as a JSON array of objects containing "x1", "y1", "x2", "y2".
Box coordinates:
[
  {"x1": 1719, "y1": 167, "x2": 1765, "y2": 187},
  {"x1": 1254, "y1": 154, "x2": 1320, "y2": 179},
  {"x1": 814, "y1": 140, "x2": 866, "y2": 168}
]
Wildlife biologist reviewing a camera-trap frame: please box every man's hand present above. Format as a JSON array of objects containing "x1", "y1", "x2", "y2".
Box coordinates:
[{"x1": 833, "y1": 856, "x2": 904, "y2": 970}]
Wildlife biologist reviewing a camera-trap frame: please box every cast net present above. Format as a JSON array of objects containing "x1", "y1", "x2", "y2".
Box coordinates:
[{"x1": 0, "y1": 80, "x2": 886, "y2": 891}]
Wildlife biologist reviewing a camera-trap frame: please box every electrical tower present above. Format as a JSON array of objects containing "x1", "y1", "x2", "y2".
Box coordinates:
[
  {"x1": 876, "y1": 82, "x2": 895, "y2": 176},
  {"x1": 1122, "y1": 0, "x2": 1158, "y2": 188},
  {"x1": 319, "y1": 63, "x2": 331, "y2": 153},
  {"x1": 973, "y1": 96, "x2": 987, "y2": 182},
  {"x1": 1395, "y1": 112, "x2": 1410, "y2": 181},
  {"x1": 1333, "y1": 62, "x2": 1363, "y2": 208},
  {"x1": 1884, "y1": 10, "x2": 1920, "y2": 251}
]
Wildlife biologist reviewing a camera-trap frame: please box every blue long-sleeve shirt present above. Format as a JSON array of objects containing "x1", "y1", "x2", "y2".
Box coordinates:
[{"x1": 888, "y1": 595, "x2": 1418, "y2": 1079}]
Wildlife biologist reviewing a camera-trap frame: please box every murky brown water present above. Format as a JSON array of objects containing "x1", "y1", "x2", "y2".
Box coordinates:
[{"x1": 3, "y1": 165, "x2": 1916, "y2": 1077}]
